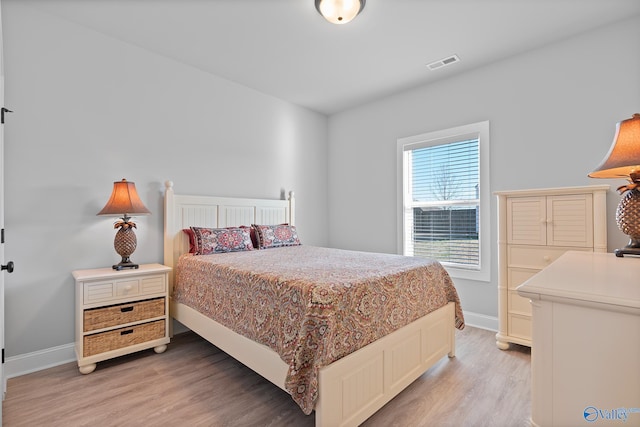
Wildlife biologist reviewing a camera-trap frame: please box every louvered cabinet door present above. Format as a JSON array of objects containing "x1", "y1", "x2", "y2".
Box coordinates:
[
  {"x1": 546, "y1": 194, "x2": 593, "y2": 247},
  {"x1": 507, "y1": 196, "x2": 547, "y2": 245}
]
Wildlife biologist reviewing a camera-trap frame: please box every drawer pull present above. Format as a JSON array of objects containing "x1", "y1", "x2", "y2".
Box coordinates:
[
  {"x1": 121, "y1": 306, "x2": 134, "y2": 313},
  {"x1": 121, "y1": 329, "x2": 134, "y2": 336}
]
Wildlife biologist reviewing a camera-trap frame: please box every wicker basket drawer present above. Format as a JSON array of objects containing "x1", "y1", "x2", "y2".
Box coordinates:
[
  {"x1": 84, "y1": 298, "x2": 165, "y2": 332},
  {"x1": 84, "y1": 320, "x2": 165, "y2": 357}
]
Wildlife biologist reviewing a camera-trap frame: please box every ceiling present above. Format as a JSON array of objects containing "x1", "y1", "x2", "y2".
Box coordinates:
[{"x1": 26, "y1": 0, "x2": 640, "y2": 115}]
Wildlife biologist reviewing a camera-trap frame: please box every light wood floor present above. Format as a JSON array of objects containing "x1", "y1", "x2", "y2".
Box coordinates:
[{"x1": 3, "y1": 326, "x2": 530, "y2": 427}]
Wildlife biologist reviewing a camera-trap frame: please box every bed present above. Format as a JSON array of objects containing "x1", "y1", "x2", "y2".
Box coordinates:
[{"x1": 163, "y1": 181, "x2": 464, "y2": 427}]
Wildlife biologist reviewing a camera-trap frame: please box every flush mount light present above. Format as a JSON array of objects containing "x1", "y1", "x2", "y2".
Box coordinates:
[{"x1": 315, "y1": 0, "x2": 366, "y2": 24}]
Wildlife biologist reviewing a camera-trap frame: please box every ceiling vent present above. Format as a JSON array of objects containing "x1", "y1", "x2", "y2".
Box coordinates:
[{"x1": 427, "y1": 54, "x2": 460, "y2": 71}]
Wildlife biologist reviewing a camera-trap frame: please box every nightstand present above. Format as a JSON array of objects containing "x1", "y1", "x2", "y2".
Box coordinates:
[{"x1": 73, "y1": 263, "x2": 171, "y2": 374}]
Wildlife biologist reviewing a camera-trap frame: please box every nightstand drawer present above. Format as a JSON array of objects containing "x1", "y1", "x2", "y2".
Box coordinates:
[
  {"x1": 115, "y1": 279, "x2": 140, "y2": 298},
  {"x1": 83, "y1": 281, "x2": 117, "y2": 304},
  {"x1": 84, "y1": 279, "x2": 139, "y2": 304},
  {"x1": 83, "y1": 274, "x2": 167, "y2": 304},
  {"x1": 140, "y1": 275, "x2": 166, "y2": 295},
  {"x1": 83, "y1": 320, "x2": 165, "y2": 357},
  {"x1": 84, "y1": 297, "x2": 165, "y2": 332}
]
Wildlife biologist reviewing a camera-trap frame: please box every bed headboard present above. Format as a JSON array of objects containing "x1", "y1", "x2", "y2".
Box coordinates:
[{"x1": 163, "y1": 180, "x2": 295, "y2": 291}]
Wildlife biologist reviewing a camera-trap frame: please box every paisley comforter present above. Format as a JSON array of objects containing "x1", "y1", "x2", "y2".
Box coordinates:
[{"x1": 174, "y1": 245, "x2": 464, "y2": 414}]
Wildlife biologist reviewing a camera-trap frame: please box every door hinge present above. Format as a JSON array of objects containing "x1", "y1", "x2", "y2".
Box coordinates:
[
  {"x1": 1, "y1": 228, "x2": 4, "y2": 244},
  {"x1": 1, "y1": 107, "x2": 12, "y2": 124},
  {"x1": 2, "y1": 349, "x2": 4, "y2": 364}
]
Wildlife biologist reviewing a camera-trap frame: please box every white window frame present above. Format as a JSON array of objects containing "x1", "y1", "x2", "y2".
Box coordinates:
[{"x1": 397, "y1": 120, "x2": 490, "y2": 282}]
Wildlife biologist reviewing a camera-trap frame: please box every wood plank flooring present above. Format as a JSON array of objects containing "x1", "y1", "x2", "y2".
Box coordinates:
[{"x1": 3, "y1": 326, "x2": 530, "y2": 426}]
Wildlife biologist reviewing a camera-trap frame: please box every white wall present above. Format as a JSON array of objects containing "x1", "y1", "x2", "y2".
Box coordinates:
[
  {"x1": 2, "y1": 2, "x2": 328, "y2": 358},
  {"x1": 327, "y1": 16, "x2": 640, "y2": 321}
]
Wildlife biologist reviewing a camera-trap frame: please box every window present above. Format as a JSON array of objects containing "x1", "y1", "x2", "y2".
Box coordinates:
[{"x1": 397, "y1": 121, "x2": 490, "y2": 281}]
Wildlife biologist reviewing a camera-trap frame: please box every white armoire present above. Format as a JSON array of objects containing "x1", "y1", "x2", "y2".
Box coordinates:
[{"x1": 495, "y1": 185, "x2": 609, "y2": 349}]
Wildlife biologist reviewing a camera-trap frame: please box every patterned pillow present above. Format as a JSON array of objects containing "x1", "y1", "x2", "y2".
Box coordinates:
[
  {"x1": 182, "y1": 228, "x2": 197, "y2": 253},
  {"x1": 190, "y1": 227, "x2": 254, "y2": 255},
  {"x1": 252, "y1": 224, "x2": 301, "y2": 249},
  {"x1": 240, "y1": 225, "x2": 259, "y2": 249}
]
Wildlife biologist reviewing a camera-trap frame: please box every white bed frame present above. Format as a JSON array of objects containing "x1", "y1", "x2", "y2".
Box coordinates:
[{"x1": 163, "y1": 181, "x2": 456, "y2": 427}]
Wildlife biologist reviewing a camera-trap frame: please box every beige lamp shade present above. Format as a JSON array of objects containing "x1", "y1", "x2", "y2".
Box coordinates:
[
  {"x1": 97, "y1": 179, "x2": 151, "y2": 217},
  {"x1": 588, "y1": 113, "x2": 640, "y2": 179}
]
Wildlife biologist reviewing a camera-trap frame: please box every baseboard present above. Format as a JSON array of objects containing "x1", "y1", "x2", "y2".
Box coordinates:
[
  {"x1": 6, "y1": 319, "x2": 188, "y2": 379},
  {"x1": 4, "y1": 314, "x2": 497, "y2": 379},
  {"x1": 462, "y1": 310, "x2": 498, "y2": 332},
  {"x1": 5, "y1": 343, "x2": 76, "y2": 379}
]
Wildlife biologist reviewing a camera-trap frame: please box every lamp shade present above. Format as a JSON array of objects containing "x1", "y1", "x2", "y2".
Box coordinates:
[
  {"x1": 588, "y1": 113, "x2": 640, "y2": 179},
  {"x1": 315, "y1": 0, "x2": 365, "y2": 24},
  {"x1": 97, "y1": 179, "x2": 151, "y2": 217}
]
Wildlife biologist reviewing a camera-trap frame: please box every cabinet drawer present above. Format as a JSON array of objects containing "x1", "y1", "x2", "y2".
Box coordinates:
[
  {"x1": 83, "y1": 274, "x2": 162, "y2": 304},
  {"x1": 84, "y1": 298, "x2": 165, "y2": 332},
  {"x1": 509, "y1": 291, "x2": 532, "y2": 316},
  {"x1": 84, "y1": 279, "x2": 139, "y2": 304},
  {"x1": 116, "y1": 279, "x2": 140, "y2": 298},
  {"x1": 84, "y1": 320, "x2": 165, "y2": 357},
  {"x1": 508, "y1": 246, "x2": 569, "y2": 270},
  {"x1": 140, "y1": 275, "x2": 166, "y2": 295},
  {"x1": 508, "y1": 313, "x2": 531, "y2": 341},
  {"x1": 508, "y1": 267, "x2": 539, "y2": 290},
  {"x1": 84, "y1": 281, "x2": 116, "y2": 304}
]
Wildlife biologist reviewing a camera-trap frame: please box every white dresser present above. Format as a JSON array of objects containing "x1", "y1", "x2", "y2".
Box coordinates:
[
  {"x1": 518, "y1": 251, "x2": 640, "y2": 427},
  {"x1": 495, "y1": 185, "x2": 608, "y2": 349}
]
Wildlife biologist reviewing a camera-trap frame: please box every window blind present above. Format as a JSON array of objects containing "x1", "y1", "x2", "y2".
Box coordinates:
[{"x1": 405, "y1": 138, "x2": 480, "y2": 267}]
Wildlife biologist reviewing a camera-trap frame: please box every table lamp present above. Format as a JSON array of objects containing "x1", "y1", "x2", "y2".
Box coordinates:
[
  {"x1": 588, "y1": 113, "x2": 640, "y2": 257},
  {"x1": 97, "y1": 179, "x2": 151, "y2": 269}
]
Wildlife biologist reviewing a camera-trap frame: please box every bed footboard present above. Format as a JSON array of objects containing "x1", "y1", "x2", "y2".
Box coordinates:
[{"x1": 315, "y1": 302, "x2": 456, "y2": 427}]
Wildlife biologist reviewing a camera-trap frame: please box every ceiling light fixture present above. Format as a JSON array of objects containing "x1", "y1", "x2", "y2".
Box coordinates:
[{"x1": 315, "y1": 0, "x2": 366, "y2": 24}]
